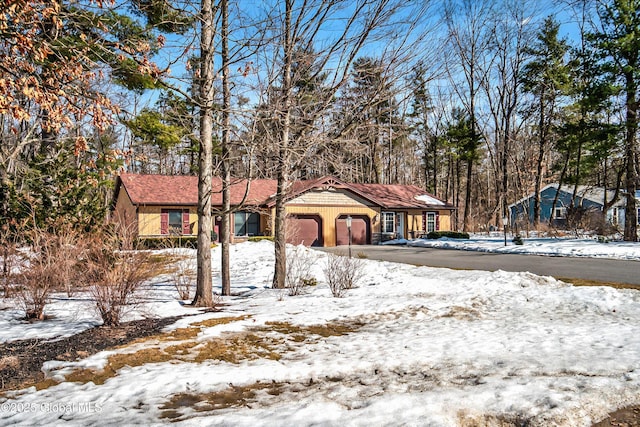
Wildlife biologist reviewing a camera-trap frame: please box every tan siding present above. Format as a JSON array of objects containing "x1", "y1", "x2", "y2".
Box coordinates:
[
  {"x1": 438, "y1": 210, "x2": 452, "y2": 231},
  {"x1": 406, "y1": 210, "x2": 424, "y2": 237},
  {"x1": 288, "y1": 188, "x2": 375, "y2": 207},
  {"x1": 138, "y1": 205, "x2": 198, "y2": 237},
  {"x1": 113, "y1": 185, "x2": 138, "y2": 235},
  {"x1": 396, "y1": 209, "x2": 453, "y2": 238}
]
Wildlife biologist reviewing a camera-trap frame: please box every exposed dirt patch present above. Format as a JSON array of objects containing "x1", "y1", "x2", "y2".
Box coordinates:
[
  {"x1": 0, "y1": 315, "x2": 191, "y2": 392},
  {"x1": 593, "y1": 406, "x2": 640, "y2": 427},
  {"x1": 1, "y1": 309, "x2": 637, "y2": 426},
  {"x1": 558, "y1": 277, "x2": 640, "y2": 291},
  {"x1": 159, "y1": 382, "x2": 286, "y2": 420}
]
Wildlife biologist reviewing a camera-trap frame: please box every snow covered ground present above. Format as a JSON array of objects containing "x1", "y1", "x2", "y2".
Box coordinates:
[
  {"x1": 386, "y1": 233, "x2": 640, "y2": 261},
  {"x1": 1, "y1": 238, "x2": 640, "y2": 426}
]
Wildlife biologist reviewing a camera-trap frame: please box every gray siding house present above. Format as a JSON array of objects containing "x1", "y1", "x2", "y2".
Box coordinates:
[{"x1": 508, "y1": 184, "x2": 638, "y2": 228}]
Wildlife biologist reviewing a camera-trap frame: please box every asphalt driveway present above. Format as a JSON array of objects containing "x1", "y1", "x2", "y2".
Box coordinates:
[{"x1": 317, "y1": 245, "x2": 640, "y2": 286}]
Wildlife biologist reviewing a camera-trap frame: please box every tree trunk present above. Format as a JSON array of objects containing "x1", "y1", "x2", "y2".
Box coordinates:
[
  {"x1": 272, "y1": 0, "x2": 293, "y2": 290},
  {"x1": 220, "y1": 0, "x2": 232, "y2": 296},
  {"x1": 533, "y1": 96, "x2": 546, "y2": 229},
  {"x1": 463, "y1": 157, "x2": 473, "y2": 232},
  {"x1": 192, "y1": 0, "x2": 215, "y2": 307},
  {"x1": 624, "y1": 73, "x2": 638, "y2": 241}
]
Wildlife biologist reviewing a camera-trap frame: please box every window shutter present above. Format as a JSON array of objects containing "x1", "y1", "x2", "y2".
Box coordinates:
[
  {"x1": 422, "y1": 212, "x2": 426, "y2": 231},
  {"x1": 160, "y1": 209, "x2": 169, "y2": 235},
  {"x1": 435, "y1": 212, "x2": 440, "y2": 231},
  {"x1": 182, "y1": 210, "x2": 190, "y2": 234}
]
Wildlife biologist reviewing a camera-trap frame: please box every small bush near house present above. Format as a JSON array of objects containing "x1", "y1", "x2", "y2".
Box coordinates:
[
  {"x1": 285, "y1": 246, "x2": 316, "y2": 296},
  {"x1": 248, "y1": 236, "x2": 274, "y2": 242},
  {"x1": 85, "y1": 225, "x2": 161, "y2": 326},
  {"x1": 137, "y1": 236, "x2": 198, "y2": 249},
  {"x1": 512, "y1": 234, "x2": 524, "y2": 245},
  {"x1": 170, "y1": 249, "x2": 196, "y2": 300},
  {"x1": 323, "y1": 253, "x2": 364, "y2": 298},
  {"x1": 1, "y1": 224, "x2": 19, "y2": 298},
  {"x1": 14, "y1": 227, "x2": 90, "y2": 320},
  {"x1": 426, "y1": 231, "x2": 470, "y2": 240}
]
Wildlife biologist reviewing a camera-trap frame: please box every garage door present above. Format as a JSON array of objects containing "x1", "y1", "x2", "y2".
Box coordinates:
[
  {"x1": 335, "y1": 215, "x2": 370, "y2": 245},
  {"x1": 287, "y1": 215, "x2": 323, "y2": 246}
]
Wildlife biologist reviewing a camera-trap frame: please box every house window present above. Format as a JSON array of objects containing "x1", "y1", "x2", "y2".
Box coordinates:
[
  {"x1": 553, "y1": 207, "x2": 566, "y2": 219},
  {"x1": 426, "y1": 212, "x2": 436, "y2": 232},
  {"x1": 234, "y1": 211, "x2": 259, "y2": 236},
  {"x1": 161, "y1": 209, "x2": 189, "y2": 235},
  {"x1": 381, "y1": 212, "x2": 395, "y2": 233},
  {"x1": 611, "y1": 207, "x2": 619, "y2": 225}
]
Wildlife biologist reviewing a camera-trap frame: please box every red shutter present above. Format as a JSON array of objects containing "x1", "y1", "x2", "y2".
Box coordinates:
[
  {"x1": 160, "y1": 209, "x2": 169, "y2": 235},
  {"x1": 182, "y1": 210, "x2": 190, "y2": 235},
  {"x1": 435, "y1": 212, "x2": 440, "y2": 231}
]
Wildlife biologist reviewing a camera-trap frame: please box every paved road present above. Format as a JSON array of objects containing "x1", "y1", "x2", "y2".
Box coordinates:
[{"x1": 317, "y1": 245, "x2": 640, "y2": 286}]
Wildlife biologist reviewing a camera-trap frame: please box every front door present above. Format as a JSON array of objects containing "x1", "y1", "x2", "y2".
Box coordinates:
[{"x1": 396, "y1": 212, "x2": 405, "y2": 239}]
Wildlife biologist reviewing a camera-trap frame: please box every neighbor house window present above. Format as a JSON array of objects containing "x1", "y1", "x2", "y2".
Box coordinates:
[
  {"x1": 611, "y1": 207, "x2": 619, "y2": 225},
  {"x1": 381, "y1": 212, "x2": 395, "y2": 233},
  {"x1": 553, "y1": 207, "x2": 566, "y2": 219},
  {"x1": 161, "y1": 209, "x2": 190, "y2": 235},
  {"x1": 234, "y1": 211, "x2": 259, "y2": 236}
]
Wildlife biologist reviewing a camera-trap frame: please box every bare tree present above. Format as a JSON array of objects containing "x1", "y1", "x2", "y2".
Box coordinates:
[
  {"x1": 482, "y1": 0, "x2": 534, "y2": 226},
  {"x1": 444, "y1": 0, "x2": 494, "y2": 232},
  {"x1": 253, "y1": 0, "x2": 429, "y2": 288},
  {"x1": 192, "y1": 0, "x2": 216, "y2": 306}
]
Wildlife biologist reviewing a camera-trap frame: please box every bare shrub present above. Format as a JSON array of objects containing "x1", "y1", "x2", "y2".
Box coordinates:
[
  {"x1": 52, "y1": 225, "x2": 87, "y2": 297},
  {"x1": 170, "y1": 249, "x2": 196, "y2": 300},
  {"x1": 15, "y1": 229, "x2": 60, "y2": 320},
  {"x1": 323, "y1": 253, "x2": 364, "y2": 298},
  {"x1": 84, "y1": 229, "x2": 159, "y2": 327},
  {"x1": 1, "y1": 225, "x2": 20, "y2": 298},
  {"x1": 285, "y1": 246, "x2": 317, "y2": 296}
]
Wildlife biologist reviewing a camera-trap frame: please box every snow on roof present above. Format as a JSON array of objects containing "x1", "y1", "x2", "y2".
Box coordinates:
[{"x1": 414, "y1": 194, "x2": 445, "y2": 205}]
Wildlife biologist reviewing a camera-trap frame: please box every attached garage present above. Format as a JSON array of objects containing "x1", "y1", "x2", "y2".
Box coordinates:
[
  {"x1": 287, "y1": 214, "x2": 323, "y2": 246},
  {"x1": 335, "y1": 215, "x2": 370, "y2": 245}
]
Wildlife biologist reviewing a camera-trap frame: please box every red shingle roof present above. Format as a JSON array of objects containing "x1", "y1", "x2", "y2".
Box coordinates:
[
  {"x1": 117, "y1": 174, "x2": 277, "y2": 207},
  {"x1": 119, "y1": 173, "x2": 198, "y2": 206},
  {"x1": 116, "y1": 174, "x2": 452, "y2": 210},
  {"x1": 350, "y1": 183, "x2": 451, "y2": 209}
]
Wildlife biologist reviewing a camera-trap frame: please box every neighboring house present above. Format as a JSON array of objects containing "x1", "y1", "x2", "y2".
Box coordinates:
[
  {"x1": 112, "y1": 174, "x2": 456, "y2": 247},
  {"x1": 508, "y1": 183, "x2": 638, "y2": 228}
]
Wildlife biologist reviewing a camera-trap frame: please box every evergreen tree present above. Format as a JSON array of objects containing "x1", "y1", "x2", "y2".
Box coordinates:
[
  {"x1": 590, "y1": 0, "x2": 640, "y2": 241},
  {"x1": 520, "y1": 17, "x2": 571, "y2": 228}
]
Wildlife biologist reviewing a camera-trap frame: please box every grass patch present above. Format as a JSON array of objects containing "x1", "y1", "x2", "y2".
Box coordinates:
[
  {"x1": 36, "y1": 316, "x2": 253, "y2": 390},
  {"x1": 191, "y1": 315, "x2": 251, "y2": 328},
  {"x1": 558, "y1": 277, "x2": 640, "y2": 291},
  {"x1": 65, "y1": 349, "x2": 174, "y2": 386},
  {"x1": 260, "y1": 321, "x2": 361, "y2": 339},
  {"x1": 33, "y1": 316, "x2": 362, "y2": 396},
  {"x1": 160, "y1": 382, "x2": 285, "y2": 420},
  {"x1": 194, "y1": 333, "x2": 282, "y2": 363}
]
